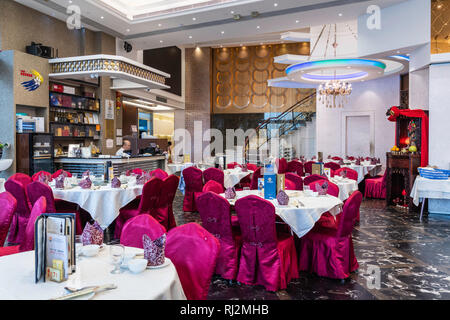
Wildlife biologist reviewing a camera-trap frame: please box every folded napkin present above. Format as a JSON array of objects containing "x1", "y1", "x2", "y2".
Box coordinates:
[
  {"x1": 241, "y1": 164, "x2": 248, "y2": 172},
  {"x1": 355, "y1": 158, "x2": 361, "y2": 165},
  {"x1": 82, "y1": 170, "x2": 90, "y2": 178},
  {"x1": 78, "y1": 177, "x2": 92, "y2": 189},
  {"x1": 277, "y1": 190, "x2": 289, "y2": 205},
  {"x1": 338, "y1": 159, "x2": 344, "y2": 165},
  {"x1": 316, "y1": 181, "x2": 329, "y2": 196},
  {"x1": 111, "y1": 176, "x2": 121, "y2": 188},
  {"x1": 55, "y1": 174, "x2": 65, "y2": 189},
  {"x1": 81, "y1": 221, "x2": 103, "y2": 245},
  {"x1": 126, "y1": 169, "x2": 133, "y2": 176},
  {"x1": 143, "y1": 233, "x2": 166, "y2": 266},
  {"x1": 328, "y1": 155, "x2": 331, "y2": 159},
  {"x1": 370, "y1": 158, "x2": 377, "y2": 165},
  {"x1": 340, "y1": 170, "x2": 347, "y2": 178},
  {"x1": 377, "y1": 158, "x2": 381, "y2": 164},
  {"x1": 38, "y1": 172, "x2": 50, "y2": 185},
  {"x1": 225, "y1": 187, "x2": 236, "y2": 199}
]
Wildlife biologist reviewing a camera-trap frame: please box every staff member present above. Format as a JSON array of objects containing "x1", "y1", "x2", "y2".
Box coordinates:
[{"x1": 116, "y1": 139, "x2": 132, "y2": 157}]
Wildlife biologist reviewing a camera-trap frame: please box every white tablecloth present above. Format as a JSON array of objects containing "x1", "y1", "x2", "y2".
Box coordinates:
[
  {"x1": 342, "y1": 163, "x2": 382, "y2": 183},
  {"x1": 52, "y1": 185, "x2": 143, "y2": 229},
  {"x1": 223, "y1": 169, "x2": 253, "y2": 189},
  {"x1": 167, "y1": 162, "x2": 195, "y2": 174},
  {"x1": 0, "y1": 247, "x2": 186, "y2": 300},
  {"x1": 410, "y1": 176, "x2": 450, "y2": 206},
  {"x1": 221, "y1": 190, "x2": 343, "y2": 238},
  {"x1": 0, "y1": 178, "x2": 5, "y2": 193},
  {"x1": 330, "y1": 177, "x2": 359, "y2": 201}
]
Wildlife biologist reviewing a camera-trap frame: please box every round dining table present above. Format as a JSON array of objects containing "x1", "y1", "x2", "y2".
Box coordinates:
[
  {"x1": 0, "y1": 246, "x2": 186, "y2": 300},
  {"x1": 342, "y1": 162, "x2": 382, "y2": 183},
  {"x1": 329, "y1": 176, "x2": 359, "y2": 201},
  {"x1": 223, "y1": 168, "x2": 253, "y2": 189},
  {"x1": 220, "y1": 190, "x2": 343, "y2": 238}
]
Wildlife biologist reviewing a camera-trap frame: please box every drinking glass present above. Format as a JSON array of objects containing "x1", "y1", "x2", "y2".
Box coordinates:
[
  {"x1": 75, "y1": 235, "x2": 83, "y2": 261},
  {"x1": 304, "y1": 185, "x2": 310, "y2": 191},
  {"x1": 109, "y1": 244, "x2": 124, "y2": 274}
]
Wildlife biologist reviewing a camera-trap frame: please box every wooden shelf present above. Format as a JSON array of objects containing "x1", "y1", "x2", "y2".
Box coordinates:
[
  {"x1": 50, "y1": 121, "x2": 98, "y2": 126},
  {"x1": 50, "y1": 91, "x2": 98, "y2": 101},
  {"x1": 50, "y1": 105, "x2": 100, "y2": 113}
]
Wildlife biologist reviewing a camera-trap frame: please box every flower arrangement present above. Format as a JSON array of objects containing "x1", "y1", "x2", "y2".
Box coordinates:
[{"x1": 0, "y1": 142, "x2": 10, "y2": 159}]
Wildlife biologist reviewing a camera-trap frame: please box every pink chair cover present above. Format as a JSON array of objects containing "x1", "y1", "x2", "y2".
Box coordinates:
[
  {"x1": 182, "y1": 166, "x2": 203, "y2": 212},
  {"x1": 51, "y1": 169, "x2": 72, "y2": 179},
  {"x1": 335, "y1": 168, "x2": 358, "y2": 181},
  {"x1": 202, "y1": 180, "x2": 224, "y2": 194},
  {"x1": 309, "y1": 180, "x2": 341, "y2": 231},
  {"x1": 131, "y1": 168, "x2": 144, "y2": 176},
  {"x1": 27, "y1": 181, "x2": 83, "y2": 234},
  {"x1": 285, "y1": 173, "x2": 303, "y2": 191},
  {"x1": 235, "y1": 195, "x2": 298, "y2": 291},
  {"x1": 324, "y1": 162, "x2": 341, "y2": 172},
  {"x1": 197, "y1": 192, "x2": 241, "y2": 280},
  {"x1": 303, "y1": 174, "x2": 328, "y2": 186},
  {"x1": 309, "y1": 180, "x2": 339, "y2": 197},
  {"x1": 298, "y1": 191, "x2": 362, "y2": 279},
  {"x1": 284, "y1": 179, "x2": 296, "y2": 191},
  {"x1": 150, "y1": 168, "x2": 169, "y2": 180},
  {"x1": 120, "y1": 214, "x2": 166, "y2": 249},
  {"x1": 331, "y1": 156, "x2": 343, "y2": 161},
  {"x1": 153, "y1": 175, "x2": 180, "y2": 230},
  {"x1": 10, "y1": 173, "x2": 33, "y2": 190},
  {"x1": 227, "y1": 162, "x2": 241, "y2": 169},
  {"x1": 19, "y1": 196, "x2": 47, "y2": 252},
  {"x1": 165, "y1": 223, "x2": 220, "y2": 300},
  {"x1": 203, "y1": 167, "x2": 224, "y2": 186},
  {"x1": 246, "y1": 163, "x2": 258, "y2": 171},
  {"x1": 287, "y1": 160, "x2": 304, "y2": 177},
  {"x1": 31, "y1": 171, "x2": 52, "y2": 182},
  {"x1": 303, "y1": 161, "x2": 315, "y2": 175},
  {"x1": 0, "y1": 192, "x2": 17, "y2": 246},
  {"x1": 250, "y1": 167, "x2": 262, "y2": 190},
  {"x1": 276, "y1": 158, "x2": 288, "y2": 174},
  {"x1": 364, "y1": 170, "x2": 387, "y2": 199},
  {"x1": 5, "y1": 179, "x2": 31, "y2": 244}
]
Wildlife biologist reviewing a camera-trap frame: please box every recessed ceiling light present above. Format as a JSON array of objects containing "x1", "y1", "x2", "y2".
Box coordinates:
[
  {"x1": 295, "y1": 20, "x2": 299, "y2": 23},
  {"x1": 69, "y1": 0, "x2": 72, "y2": 3},
  {"x1": 126, "y1": 29, "x2": 130, "y2": 32},
  {"x1": 160, "y1": 40, "x2": 163, "y2": 43},
  {"x1": 158, "y1": 23, "x2": 162, "y2": 27},
  {"x1": 221, "y1": 31, "x2": 225, "y2": 34},
  {"x1": 192, "y1": 17, "x2": 196, "y2": 21},
  {"x1": 338, "y1": 13, "x2": 343, "y2": 17},
  {"x1": 189, "y1": 35, "x2": 192, "y2": 39},
  {"x1": 100, "y1": 16, "x2": 104, "y2": 19},
  {"x1": 274, "y1": 3, "x2": 278, "y2": 7},
  {"x1": 256, "y1": 26, "x2": 260, "y2": 29},
  {"x1": 230, "y1": 11, "x2": 234, "y2": 14}
]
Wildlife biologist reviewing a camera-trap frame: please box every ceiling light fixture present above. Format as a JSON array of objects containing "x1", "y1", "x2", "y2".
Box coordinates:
[
  {"x1": 192, "y1": 17, "x2": 196, "y2": 21},
  {"x1": 158, "y1": 23, "x2": 162, "y2": 27},
  {"x1": 338, "y1": 13, "x2": 343, "y2": 17},
  {"x1": 256, "y1": 26, "x2": 260, "y2": 29},
  {"x1": 101, "y1": 16, "x2": 104, "y2": 19},
  {"x1": 274, "y1": 3, "x2": 278, "y2": 7},
  {"x1": 189, "y1": 35, "x2": 193, "y2": 39},
  {"x1": 295, "y1": 20, "x2": 299, "y2": 23},
  {"x1": 221, "y1": 31, "x2": 225, "y2": 34}
]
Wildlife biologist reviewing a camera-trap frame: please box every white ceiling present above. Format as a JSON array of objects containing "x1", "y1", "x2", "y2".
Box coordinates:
[{"x1": 16, "y1": 0, "x2": 407, "y2": 50}]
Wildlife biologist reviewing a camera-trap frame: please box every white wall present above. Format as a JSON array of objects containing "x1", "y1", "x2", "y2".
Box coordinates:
[
  {"x1": 410, "y1": 68, "x2": 429, "y2": 110},
  {"x1": 115, "y1": 38, "x2": 143, "y2": 63},
  {"x1": 316, "y1": 75, "x2": 399, "y2": 164}
]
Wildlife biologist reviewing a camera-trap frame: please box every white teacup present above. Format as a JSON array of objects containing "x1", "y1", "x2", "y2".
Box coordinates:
[
  {"x1": 81, "y1": 244, "x2": 100, "y2": 257},
  {"x1": 128, "y1": 259, "x2": 147, "y2": 274}
]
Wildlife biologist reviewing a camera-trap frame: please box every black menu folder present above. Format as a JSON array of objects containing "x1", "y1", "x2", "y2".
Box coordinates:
[{"x1": 34, "y1": 213, "x2": 76, "y2": 283}]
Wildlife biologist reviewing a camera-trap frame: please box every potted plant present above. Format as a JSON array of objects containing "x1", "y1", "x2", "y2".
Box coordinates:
[{"x1": 0, "y1": 142, "x2": 9, "y2": 159}]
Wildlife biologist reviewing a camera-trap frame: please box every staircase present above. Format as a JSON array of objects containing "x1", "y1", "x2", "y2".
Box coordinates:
[{"x1": 244, "y1": 92, "x2": 317, "y2": 165}]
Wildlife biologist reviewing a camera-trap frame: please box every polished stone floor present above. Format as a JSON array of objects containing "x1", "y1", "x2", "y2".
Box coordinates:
[{"x1": 172, "y1": 191, "x2": 450, "y2": 300}]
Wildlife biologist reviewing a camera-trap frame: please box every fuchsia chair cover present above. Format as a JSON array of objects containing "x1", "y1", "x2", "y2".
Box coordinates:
[
  {"x1": 250, "y1": 167, "x2": 263, "y2": 190},
  {"x1": 131, "y1": 168, "x2": 144, "y2": 176},
  {"x1": 303, "y1": 174, "x2": 328, "y2": 186},
  {"x1": 284, "y1": 179, "x2": 296, "y2": 191},
  {"x1": 4, "y1": 179, "x2": 31, "y2": 244},
  {"x1": 202, "y1": 180, "x2": 224, "y2": 194},
  {"x1": 287, "y1": 160, "x2": 304, "y2": 176},
  {"x1": 31, "y1": 171, "x2": 52, "y2": 182},
  {"x1": 324, "y1": 162, "x2": 341, "y2": 172},
  {"x1": 51, "y1": 169, "x2": 72, "y2": 179},
  {"x1": 0, "y1": 192, "x2": 17, "y2": 247},
  {"x1": 120, "y1": 214, "x2": 166, "y2": 249},
  {"x1": 285, "y1": 173, "x2": 303, "y2": 191},
  {"x1": 309, "y1": 180, "x2": 339, "y2": 197},
  {"x1": 182, "y1": 166, "x2": 203, "y2": 212},
  {"x1": 203, "y1": 167, "x2": 224, "y2": 186},
  {"x1": 246, "y1": 163, "x2": 258, "y2": 171},
  {"x1": 298, "y1": 191, "x2": 361, "y2": 280},
  {"x1": 335, "y1": 168, "x2": 358, "y2": 181},
  {"x1": 276, "y1": 158, "x2": 288, "y2": 174},
  {"x1": 114, "y1": 177, "x2": 163, "y2": 239},
  {"x1": 227, "y1": 162, "x2": 241, "y2": 169},
  {"x1": 308, "y1": 180, "x2": 341, "y2": 231},
  {"x1": 364, "y1": 170, "x2": 387, "y2": 199},
  {"x1": 235, "y1": 195, "x2": 298, "y2": 291},
  {"x1": 153, "y1": 175, "x2": 180, "y2": 230},
  {"x1": 197, "y1": 192, "x2": 241, "y2": 280},
  {"x1": 9, "y1": 173, "x2": 33, "y2": 190},
  {"x1": 303, "y1": 161, "x2": 315, "y2": 175},
  {"x1": 150, "y1": 168, "x2": 169, "y2": 180},
  {"x1": 19, "y1": 196, "x2": 47, "y2": 252},
  {"x1": 331, "y1": 156, "x2": 343, "y2": 161},
  {"x1": 27, "y1": 181, "x2": 83, "y2": 235},
  {"x1": 165, "y1": 223, "x2": 220, "y2": 300}
]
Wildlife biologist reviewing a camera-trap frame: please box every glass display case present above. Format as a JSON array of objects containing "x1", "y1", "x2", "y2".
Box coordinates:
[{"x1": 16, "y1": 133, "x2": 54, "y2": 176}]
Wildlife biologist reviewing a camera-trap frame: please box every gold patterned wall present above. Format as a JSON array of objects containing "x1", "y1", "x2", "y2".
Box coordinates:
[
  {"x1": 431, "y1": 0, "x2": 450, "y2": 54},
  {"x1": 212, "y1": 42, "x2": 314, "y2": 114}
]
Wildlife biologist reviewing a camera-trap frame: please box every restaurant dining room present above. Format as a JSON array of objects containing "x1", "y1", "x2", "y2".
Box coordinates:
[{"x1": 0, "y1": 0, "x2": 449, "y2": 311}]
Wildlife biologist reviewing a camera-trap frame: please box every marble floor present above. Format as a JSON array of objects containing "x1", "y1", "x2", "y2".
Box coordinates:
[{"x1": 171, "y1": 192, "x2": 450, "y2": 300}]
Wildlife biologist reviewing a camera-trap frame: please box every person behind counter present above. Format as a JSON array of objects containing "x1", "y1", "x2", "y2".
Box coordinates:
[{"x1": 116, "y1": 139, "x2": 132, "y2": 157}]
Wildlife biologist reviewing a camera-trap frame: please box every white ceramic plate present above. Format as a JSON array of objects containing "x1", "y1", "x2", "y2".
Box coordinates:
[{"x1": 146, "y1": 259, "x2": 170, "y2": 269}]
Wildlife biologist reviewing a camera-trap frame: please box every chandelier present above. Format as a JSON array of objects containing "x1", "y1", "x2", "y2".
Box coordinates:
[{"x1": 318, "y1": 80, "x2": 352, "y2": 108}]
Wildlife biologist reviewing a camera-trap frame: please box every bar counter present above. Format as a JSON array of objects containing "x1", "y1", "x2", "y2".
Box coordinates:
[{"x1": 54, "y1": 155, "x2": 166, "y2": 177}]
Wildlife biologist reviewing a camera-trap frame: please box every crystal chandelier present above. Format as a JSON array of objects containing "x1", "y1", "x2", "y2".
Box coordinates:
[{"x1": 318, "y1": 80, "x2": 352, "y2": 108}]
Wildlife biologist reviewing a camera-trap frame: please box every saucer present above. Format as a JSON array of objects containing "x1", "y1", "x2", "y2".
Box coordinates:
[{"x1": 146, "y1": 259, "x2": 170, "y2": 269}]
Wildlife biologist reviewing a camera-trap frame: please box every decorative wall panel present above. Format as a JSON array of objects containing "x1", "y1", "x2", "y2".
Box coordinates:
[
  {"x1": 213, "y1": 43, "x2": 314, "y2": 114},
  {"x1": 431, "y1": 0, "x2": 450, "y2": 54}
]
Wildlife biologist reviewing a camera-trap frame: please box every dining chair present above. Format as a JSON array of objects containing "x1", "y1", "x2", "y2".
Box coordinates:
[
  {"x1": 285, "y1": 173, "x2": 303, "y2": 191},
  {"x1": 153, "y1": 175, "x2": 180, "y2": 231},
  {"x1": 303, "y1": 174, "x2": 328, "y2": 186},
  {"x1": 203, "y1": 167, "x2": 224, "y2": 187},
  {"x1": 324, "y1": 162, "x2": 341, "y2": 172},
  {"x1": 303, "y1": 161, "x2": 315, "y2": 175},
  {"x1": 235, "y1": 195, "x2": 298, "y2": 292},
  {"x1": 182, "y1": 166, "x2": 203, "y2": 212},
  {"x1": 246, "y1": 163, "x2": 258, "y2": 171},
  {"x1": 165, "y1": 223, "x2": 220, "y2": 300},
  {"x1": 331, "y1": 156, "x2": 343, "y2": 161},
  {"x1": 9, "y1": 173, "x2": 33, "y2": 191},
  {"x1": 4, "y1": 178, "x2": 31, "y2": 244},
  {"x1": 120, "y1": 214, "x2": 166, "y2": 249},
  {"x1": 202, "y1": 180, "x2": 224, "y2": 194},
  {"x1": 364, "y1": 170, "x2": 387, "y2": 199},
  {"x1": 334, "y1": 168, "x2": 358, "y2": 181},
  {"x1": 298, "y1": 191, "x2": 362, "y2": 281},
  {"x1": 249, "y1": 167, "x2": 262, "y2": 190},
  {"x1": 276, "y1": 158, "x2": 288, "y2": 174},
  {"x1": 31, "y1": 171, "x2": 52, "y2": 182},
  {"x1": 0, "y1": 192, "x2": 17, "y2": 247},
  {"x1": 308, "y1": 180, "x2": 341, "y2": 231},
  {"x1": 196, "y1": 192, "x2": 241, "y2": 281},
  {"x1": 19, "y1": 196, "x2": 47, "y2": 252},
  {"x1": 150, "y1": 168, "x2": 169, "y2": 180},
  {"x1": 51, "y1": 169, "x2": 72, "y2": 180},
  {"x1": 287, "y1": 160, "x2": 304, "y2": 177},
  {"x1": 226, "y1": 162, "x2": 242, "y2": 169}
]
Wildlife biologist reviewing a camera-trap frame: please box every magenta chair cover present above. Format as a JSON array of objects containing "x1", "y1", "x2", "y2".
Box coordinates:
[
  {"x1": 203, "y1": 167, "x2": 224, "y2": 186},
  {"x1": 114, "y1": 177, "x2": 163, "y2": 239},
  {"x1": 309, "y1": 180, "x2": 341, "y2": 231},
  {"x1": 150, "y1": 168, "x2": 169, "y2": 180},
  {"x1": 197, "y1": 192, "x2": 241, "y2": 280},
  {"x1": 51, "y1": 169, "x2": 72, "y2": 179},
  {"x1": 287, "y1": 160, "x2": 304, "y2": 176},
  {"x1": 324, "y1": 162, "x2": 341, "y2": 172},
  {"x1": 303, "y1": 174, "x2": 328, "y2": 186},
  {"x1": 335, "y1": 167, "x2": 358, "y2": 181},
  {"x1": 10, "y1": 173, "x2": 33, "y2": 190},
  {"x1": 131, "y1": 168, "x2": 144, "y2": 176},
  {"x1": 246, "y1": 163, "x2": 258, "y2": 171},
  {"x1": 19, "y1": 196, "x2": 47, "y2": 252},
  {"x1": 26, "y1": 181, "x2": 83, "y2": 235},
  {"x1": 227, "y1": 162, "x2": 241, "y2": 169},
  {"x1": 309, "y1": 180, "x2": 339, "y2": 197},
  {"x1": 4, "y1": 179, "x2": 31, "y2": 244},
  {"x1": 166, "y1": 223, "x2": 220, "y2": 300},
  {"x1": 285, "y1": 173, "x2": 303, "y2": 191},
  {"x1": 365, "y1": 170, "x2": 387, "y2": 199},
  {"x1": 249, "y1": 167, "x2": 262, "y2": 190},
  {"x1": 276, "y1": 158, "x2": 288, "y2": 174},
  {"x1": 153, "y1": 175, "x2": 180, "y2": 230},
  {"x1": 303, "y1": 161, "x2": 315, "y2": 175},
  {"x1": 120, "y1": 214, "x2": 166, "y2": 249},
  {"x1": 182, "y1": 166, "x2": 203, "y2": 212},
  {"x1": 0, "y1": 192, "x2": 17, "y2": 247},
  {"x1": 31, "y1": 171, "x2": 52, "y2": 182},
  {"x1": 298, "y1": 191, "x2": 361, "y2": 280},
  {"x1": 202, "y1": 180, "x2": 224, "y2": 194},
  {"x1": 235, "y1": 195, "x2": 298, "y2": 291},
  {"x1": 331, "y1": 156, "x2": 343, "y2": 161},
  {"x1": 284, "y1": 179, "x2": 296, "y2": 191}
]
